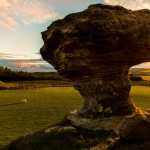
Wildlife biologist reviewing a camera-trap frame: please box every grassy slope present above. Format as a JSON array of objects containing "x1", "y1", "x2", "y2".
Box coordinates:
[{"x1": 0, "y1": 86, "x2": 149, "y2": 147}]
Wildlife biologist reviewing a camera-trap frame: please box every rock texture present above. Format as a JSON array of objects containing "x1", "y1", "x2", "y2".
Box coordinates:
[
  {"x1": 5, "y1": 112, "x2": 150, "y2": 150},
  {"x1": 4, "y1": 3, "x2": 150, "y2": 150},
  {"x1": 41, "y1": 4, "x2": 150, "y2": 117}
]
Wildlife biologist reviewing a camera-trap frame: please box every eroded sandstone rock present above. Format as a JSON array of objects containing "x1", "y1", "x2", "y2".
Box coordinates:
[
  {"x1": 41, "y1": 4, "x2": 150, "y2": 117},
  {"x1": 40, "y1": 3, "x2": 150, "y2": 149},
  {"x1": 4, "y1": 3, "x2": 150, "y2": 150}
]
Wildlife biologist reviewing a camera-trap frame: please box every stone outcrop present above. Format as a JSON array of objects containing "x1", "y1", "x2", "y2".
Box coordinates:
[
  {"x1": 4, "y1": 3, "x2": 150, "y2": 150},
  {"x1": 41, "y1": 4, "x2": 150, "y2": 117}
]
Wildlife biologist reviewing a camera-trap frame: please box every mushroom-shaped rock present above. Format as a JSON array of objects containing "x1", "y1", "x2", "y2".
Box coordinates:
[
  {"x1": 41, "y1": 4, "x2": 150, "y2": 118},
  {"x1": 4, "y1": 4, "x2": 150, "y2": 150}
]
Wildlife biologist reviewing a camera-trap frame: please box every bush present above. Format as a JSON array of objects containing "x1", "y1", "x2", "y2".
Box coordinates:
[{"x1": 129, "y1": 75, "x2": 143, "y2": 81}]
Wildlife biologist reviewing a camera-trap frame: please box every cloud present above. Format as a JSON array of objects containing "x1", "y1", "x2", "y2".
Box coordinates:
[
  {"x1": 0, "y1": 58, "x2": 55, "y2": 72},
  {"x1": 133, "y1": 62, "x2": 150, "y2": 68},
  {"x1": 0, "y1": 52, "x2": 55, "y2": 72},
  {"x1": 0, "y1": 0, "x2": 59, "y2": 30},
  {"x1": 0, "y1": 51, "x2": 40, "y2": 59},
  {"x1": 9, "y1": 59, "x2": 54, "y2": 71},
  {"x1": 0, "y1": 52, "x2": 15, "y2": 59},
  {"x1": 0, "y1": 16, "x2": 17, "y2": 30},
  {"x1": 104, "y1": 0, "x2": 150, "y2": 10}
]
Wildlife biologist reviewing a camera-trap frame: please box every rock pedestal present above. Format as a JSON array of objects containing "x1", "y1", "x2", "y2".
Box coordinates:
[
  {"x1": 74, "y1": 67, "x2": 135, "y2": 117},
  {"x1": 5, "y1": 4, "x2": 150, "y2": 150}
]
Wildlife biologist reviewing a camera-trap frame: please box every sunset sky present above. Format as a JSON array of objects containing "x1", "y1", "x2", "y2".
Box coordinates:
[{"x1": 0, "y1": 0, "x2": 150, "y2": 72}]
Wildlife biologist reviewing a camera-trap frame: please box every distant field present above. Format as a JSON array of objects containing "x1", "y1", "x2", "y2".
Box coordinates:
[
  {"x1": 0, "y1": 81, "x2": 16, "y2": 89},
  {"x1": 0, "y1": 80, "x2": 71, "y2": 90},
  {"x1": 0, "y1": 86, "x2": 149, "y2": 147},
  {"x1": 142, "y1": 76, "x2": 150, "y2": 81},
  {"x1": 141, "y1": 69, "x2": 150, "y2": 73},
  {"x1": 131, "y1": 86, "x2": 150, "y2": 109}
]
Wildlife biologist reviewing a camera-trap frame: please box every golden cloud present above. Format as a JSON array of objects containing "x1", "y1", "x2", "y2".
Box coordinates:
[{"x1": 0, "y1": 0, "x2": 59, "y2": 30}]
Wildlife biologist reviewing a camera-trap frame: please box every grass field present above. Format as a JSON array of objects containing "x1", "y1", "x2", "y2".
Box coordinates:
[
  {"x1": 0, "y1": 86, "x2": 149, "y2": 147},
  {"x1": 131, "y1": 86, "x2": 150, "y2": 109},
  {"x1": 142, "y1": 76, "x2": 150, "y2": 81}
]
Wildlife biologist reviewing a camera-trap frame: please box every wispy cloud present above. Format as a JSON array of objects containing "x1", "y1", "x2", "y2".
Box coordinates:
[
  {"x1": 4, "y1": 59, "x2": 55, "y2": 72},
  {"x1": 0, "y1": 52, "x2": 16, "y2": 59},
  {"x1": 0, "y1": 0, "x2": 59, "y2": 30},
  {"x1": 0, "y1": 52, "x2": 55, "y2": 72},
  {"x1": 8, "y1": 59, "x2": 55, "y2": 72},
  {"x1": 0, "y1": 58, "x2": 55, "y2": 72},
  {"x1": 0, "y1": 51, "x2": 40, "y2": 59},
  {"x1": 104, "y1": 0, "x2": 150, "y2": 10},
  {"x1": 133, "y1": 62, "x2": 150, "y2": 69}
]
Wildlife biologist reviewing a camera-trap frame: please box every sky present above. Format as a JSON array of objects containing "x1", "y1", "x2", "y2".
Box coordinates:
[{"x1": 0, "y1": 0, "x2": 150, "y2": 72}]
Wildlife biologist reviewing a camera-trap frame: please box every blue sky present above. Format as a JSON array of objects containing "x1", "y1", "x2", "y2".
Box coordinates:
[{"x1": 0, "y1": 0, "x2": 149, "y2": 72}]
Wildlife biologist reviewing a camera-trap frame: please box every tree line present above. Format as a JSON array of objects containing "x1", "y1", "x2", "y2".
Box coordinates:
[{"x1": 0, "y1": 66, "x2": 63, "y2": 81}]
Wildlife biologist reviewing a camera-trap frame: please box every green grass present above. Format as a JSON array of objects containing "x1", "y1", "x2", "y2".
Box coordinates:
[
  {"x1": 0, "y1": 86, "x2": 149, "y2": 147},
  {"x1": 131, "y1": 86, "x2": 150, "y2": 109},
  {"x1": 0, "y1": 87, "x2": 82, "y2": 147}
]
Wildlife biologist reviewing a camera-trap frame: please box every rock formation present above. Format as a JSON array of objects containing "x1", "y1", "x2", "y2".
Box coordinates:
[
  {"x1": 4, "y1": 4, "x2": 150, "y2": 150},
  {"x1": 41, "y1": 4, "x2": 150, "y2": 117}
]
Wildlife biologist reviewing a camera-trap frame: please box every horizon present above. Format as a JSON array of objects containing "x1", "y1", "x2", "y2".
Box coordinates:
[{"x1": 0, "y1": 0, "x2": 150, "y2": 72}]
